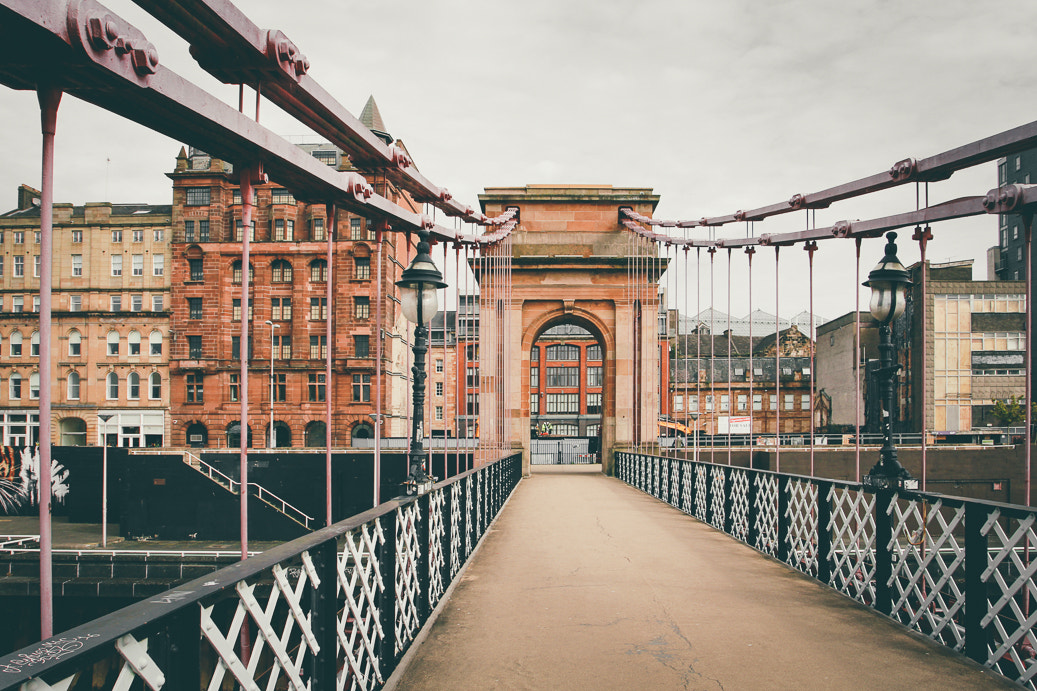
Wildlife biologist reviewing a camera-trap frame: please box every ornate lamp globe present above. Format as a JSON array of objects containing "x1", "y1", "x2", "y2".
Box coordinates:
[
  {"x1": 863, "y1": 232, "x2": 912, "y2": 325},
  {"x1": 397, "y1": 228, "x2": 447, "y2": 324}
]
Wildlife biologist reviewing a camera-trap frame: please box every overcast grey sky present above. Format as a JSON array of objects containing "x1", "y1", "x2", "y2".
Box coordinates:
[{"x1": 2, "y1": 0, "x2": 1036, "y2": 322}]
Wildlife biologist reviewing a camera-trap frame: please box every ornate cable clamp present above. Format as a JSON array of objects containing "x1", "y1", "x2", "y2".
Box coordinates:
[
  {"x1": 981, "y1": 183, "x2": 1037, "y2": 214},
  {"x1": 266, "y1": 30, "x2": 310, "y2": 81},
  {"x1": 831, "y1": 221, "x2": 853, "y2": 238},
  {"x1": 68, "y1": 0, "x2": 159, "y2": 84},
  {"x1": 889, "y1": 157, "x2": 918, "y2": 181}
]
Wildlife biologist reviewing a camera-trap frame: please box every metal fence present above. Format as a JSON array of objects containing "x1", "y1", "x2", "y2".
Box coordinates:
[
  {"x1": 617, "y1": 451, "x2": 1037, "y2": 689},
  {"x1": 0, "y1": 453, "x2": 521, "y2": 691},
  {"x1": 530, "y1": 438, "x2": 597, "y2": 465}
]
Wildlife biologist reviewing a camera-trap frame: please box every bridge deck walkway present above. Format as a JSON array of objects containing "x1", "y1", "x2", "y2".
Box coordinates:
[{"x1": 392, "y1": 465, "x2": 1016, "y2": 690}]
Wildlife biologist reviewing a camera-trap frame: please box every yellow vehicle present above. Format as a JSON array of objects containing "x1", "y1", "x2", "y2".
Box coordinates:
[{"x1": 658, "y1": 419, "x2": 696, "y2": 438}]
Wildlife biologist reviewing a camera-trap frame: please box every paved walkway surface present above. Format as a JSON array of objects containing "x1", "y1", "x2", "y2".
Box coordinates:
[{"x1": 394, "y1": 465, "x2": 1017, "y2": 691}]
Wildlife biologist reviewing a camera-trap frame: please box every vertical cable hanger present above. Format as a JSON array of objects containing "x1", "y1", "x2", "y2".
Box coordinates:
[
  {"x1": 774, "y1": 245, "x2": 781, "y2": 473},
  {"x1": 854, "y1": 237, "x2": 862, "y2": 482},
  {"x1": 746, "y1": 243, "x2": 756, "y2": 464},
  {"x1": 727, "y1": 247, "x2": 733, "y2": 465},
  {"x1": 805, "y1": 240, "x2": 817, "y2": 477}
]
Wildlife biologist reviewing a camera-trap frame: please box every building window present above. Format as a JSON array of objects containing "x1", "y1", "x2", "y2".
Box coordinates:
[
  {"x1": 128, "y1": 330, "x2": 141, "y2": 356},
  {"x1": 587, "y1": 392, "x2": 602, "y2": 414},
  {"x1": 152, "y1": 295, "x2": 163, "y2": 311},
  {"x1": 229, "y1": 373, "x2": 239, "y2": 402},
  {"x1": 153, "y1": 255, "x2": 164, "y2": 276},
  {"x1": 154, "y1": 229, "x2": 164, "y2": 242},
  {"x1": 189, "y1": 258, "x2": 204, "y2": 281},
  {"x1": 587, "y1": 344, "x2": 602, "y2": 360},
  {"x1": 705, "y1": 395, "x2": 714, "y2": 411},
  {"x1": 435, "y1": 359, "x2": 444, "y2": 373},
  {"x1": 674, "y1": 394, "x2": 684, "y2": 412},
  {"x1": 546, "y1": 344, "x2": 580, "y2": 361},
  {"x1": 29, "y1": 373, "x2": 39, "y2": 400},
  {"x1": 720, "y1": 394, "x2": 730, "y2": 412},
  {"x1": 186, "y1": 373, "x2": 203, "y2": 402},
  {"x1": 355, "y1": 335, "x2": 369, "y2": 357},
  {"x1": 350, "y1": 218, "x2": 362, "y2": 240},
  {"x1": 753, "y1": 394, "x2": 763, "y2": 411},
  {"x1": 546, "y1": 366, "x2": 579, "y2": 387},
  {"x1": 33, "y1": 255, "x2": 40, "y2": 278},
  {"x1": 132, "y1": 229, "x2": 144, "y2": 243},
  {"x1": 312, "y1": 149, "x2": 336, "y2": 166},
  {"x1": 355, "y1": 257, "x2": 371, "y2": 279},
  {"x1": 310, "y1": 259, "x2": 328, "y2": 282},
  {"x1": 466, "y1": 367, "x2": 479, "y2": 388},
  {"x1": 69, "y1": 295, "x2": 81, "y2": 312},
  {"x1": 271, "y1": 297, "x2": 292, "y2": 321},
  {"x1": 354, "y1": 296, "x2": 370, "y2": 319},
  {"x1": 111, "y1": 230, "x2": 122, "y2": 243},
  {"x1": 185, "y1": 187, "x2": 210, "y2": 206},
  {"x1": 274, "y1": 373, "x2": 287, "y2": 402},
  {"x1": 738, "y1": 394, "x2": 747, "y2": 410},
  {"x1": 530, "y1": 365, "x2": 539, "y2": 388},
  {"x1": 232, "y1": 189, "x2": 257, "y2": 206},
  {"x1": 12, "y1": 296, "x2": 23, "y2": 313},
  {"x1": 274, "y1": 219, "x2": 286, "y2": 241},
  {"x1": 128, "y1": 372, "x2": 140, "y2": 400},
  {"x1": 310, "y1": 335, "x2": 327, "y2": 359},
  {"x1": 184, "y1": 220, "x2": 195, "y2": 242},
  {"x1": 466, "y1": 393, "x2": 479, "y2": 416},
  {"x1": 435, "y1": 406, "x2": 444, "y2": 421},
  {"x1": 271, "y1": 260, "x2": 293, "y2": 283},
  {"x1": 188, "y1": 335, "x2": 202, "y2": 359},
  {"x1": 234, "y1": 220, "x2": 256, "y2": 242},
  {"x1": 352, "y1": 373, "x2": 371, "y2": 402},
  {"x1": 131, "y1": 294, "x2": 143, "y2": 312},
  {"x1": 9, "y1": 374, "x2": 20, "y2": 400},
  {"x1": 272, "y1": 188, "x2": 295, "y2": 205},
  {"x1": 531, "y1": 347, "x2": 539, "y2": 362},
  {"x1": 198, "y1": 220, "x2": 210, "y2": 242},
  {"x1": 273, "y1": 334, "x2": 291, "y2": 359},
  {"x1": 546, "y1": 393, "x2": 579, "y2": 413},
  {"x1": 72, "y1": 230, "x2": 82, "y2": 243},
  {"x1": 587, "y1": 366, "x2": 603, "y2": 387},
  {"x1": 106, "y1": 372, "x2": 119, "y2": 400},
  {"x1": 0, "y1": 256, "x2": 4, "y2": 276},
  {"x1": 770, "y1": 394, "x2": 778, "y2": 410},
  {"x1": 233, "y1": 298, "x2": 253, "y2": 321},
  {"x1": 106, "y1": 331, "x2": 119, "y2": 355},
  {"x1": 68, "y1": 330, "x2": 81, "y2": 356},
  {"x1": 435, "y1": 381, "x2": 444, "y2": 396},
  {"x1": 110, "y1": 295, "x2": 122, "y2": 311},
  {"x1": 531, "y1": 393, "x2": 539, "y2": 415},
  {"x1": 7, "y1": 333, "x2": 19, "y2": 357},
  {"x1": 13, "y1": 256, "x2": 23, "y2": 277},
  {"x1": 312, "y1": 218, "x2": 326, "y2": 241},
  {"x1": 13, "y1": 232, "x2": 23, "y2": 244},
  {"x1": 111, "y1": 255, "x2": 122, "y2": 276},
  {"x1": 149, "y1": 372, "x2": 161, "y2": 399},
  {"x1": 69, "y1": 254, "x2": 83, "y2": 277},
  {"x1": 801, "y1": 394, "x2": 810, "y2": 410},
  {"x1": 232, "y1": 261, "x2": 253, "y2": 283},
  {"x1": 310, "y1": 297, "x2": 328, "y2": 320},
  {"x1": 30, "y1": 331, "x2": 39, "y2": 357},
  {"x1": 309, "y1": 373, "x2": 326, "y2": 402},
  {"x1": 67, "y1": 372, "x2": 80, "y2": 400},
  {"x1": 149, "y1": 331, "x2": 162, "y2": 355}
]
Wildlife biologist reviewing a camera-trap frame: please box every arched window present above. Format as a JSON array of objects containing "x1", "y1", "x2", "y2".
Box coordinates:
[
  {"x1": 267, "y1": 421, "x2": 292, "y2": 448},
  {"x1": 30, "y1": 331, "x2": 39, "y2": 357},
  {"x1": 29, "y1": 372, "x2": 39, "y2": 400},
  {"x1": 59, "y1": 417, "x2": 86, "y2": 446},
  {"x1": 271, "y1": 259, "x2": 293, "y2": 283},
  {"x1": 351, "y1": 422, "x2": 374, "y2": 444},
  {"x1": 149, "y1": 330, "x2": 162, "y2": 356},
  {"x1": 305, "y1": 421, "x2": 326, "y2": 447},
  {"x1": 310, "y1": 259, "x2": 327, "y2": 282},
  {"x1": 106, "y1": 372, "x2": 119, "y2": 400},
  {"x1": 68, "y1": 330, "x2": 82, "y2": 357},
  {"x1": 9, "y1": 373, "x2": 21, "y2": 399},
  {"x1": 67, "y1": 372, "x2": 80, "y2": 400},
  {"x1": 128, "y1": 330, "x2": 141, "y2": 356},
  {"x1": 106, "y1": 330, "x2": 120, "y2": 356},
  {"x1": 127, "y1": 372, "x2": 140, "y2": 400},
  {"x1": 149, "y1": 372, "x2": 161, "y2": 400},
  {"x1": 232, "y1": 260, "x2": 254, "y2": 284},
  {"x1": 10, "y1": 331, "x2": 22, "y2": 357},
  {"x1": 226, "y1": 422, "x2": 253, "y2": 448}
]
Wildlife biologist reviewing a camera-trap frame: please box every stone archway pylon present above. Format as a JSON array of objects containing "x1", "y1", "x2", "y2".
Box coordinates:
[{"x1": 477, "y1": 185, "x2": 665, "y2": 476}]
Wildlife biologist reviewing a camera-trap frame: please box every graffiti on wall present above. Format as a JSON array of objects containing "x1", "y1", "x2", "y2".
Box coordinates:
[{"x1": 0, "y1": 447, "x2": 70, "y2": 514}]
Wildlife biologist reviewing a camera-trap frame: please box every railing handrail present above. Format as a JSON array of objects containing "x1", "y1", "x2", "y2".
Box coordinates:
[
  {"x1": 183, "y1": 451, "x2": 239, "y2": 491},
  {"x1": 246, "y1": 482, "x2": 314, "y2": 528},
  {"x1": 0, "y1": 548, "x2": 263, "y2": 558}
]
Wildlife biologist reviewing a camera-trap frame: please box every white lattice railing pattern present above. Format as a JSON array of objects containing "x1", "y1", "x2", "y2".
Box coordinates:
[
  {"x1": 612, "y1": 452, "x2": 1037, "y2": 691},
  {"x1": 2, "y1": 454, "x2": 522, "y2": 691}
]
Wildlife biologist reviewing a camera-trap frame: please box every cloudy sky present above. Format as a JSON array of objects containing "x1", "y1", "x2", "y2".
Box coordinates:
[{"x1": 3, "y1": 0, "x2": 1036, "y2": 322}]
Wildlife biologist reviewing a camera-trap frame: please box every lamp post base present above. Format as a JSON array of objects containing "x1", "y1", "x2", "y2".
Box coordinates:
[{"x1": 404, "y1": 476, "x2": 435, "y2": 496}]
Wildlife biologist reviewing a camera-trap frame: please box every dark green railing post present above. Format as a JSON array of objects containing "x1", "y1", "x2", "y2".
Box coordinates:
[
  {"x1": 152, "y1": 602, "x2": 200, "y2": 690},
  {"x1": 816, "y1": 481, "x2": 832, "y2": 585},
  {"x1": 378, "y1": 509, "x2": 399, "y2": 677},
  {"x1": 309, "y1": 538, "x2": 339, "y2": 690},
  {"x1": 777, "y1": 476, "x2": 791, "y2": 563},
  {"x1": 747, "y1": 470, "x2": 760, "y2": 548},
  {"x1": 872, "y1": 489, "x2": 894, "y2": 616},
  {"x1": 964, "y1": 502, "x2": 989, "y2": 664},
  {"x1": 417, "y1": 493, "x2": 432, "y2": 625},
  {"x1": 723, "y1": 466, "x2": 734, "y2": 535}
]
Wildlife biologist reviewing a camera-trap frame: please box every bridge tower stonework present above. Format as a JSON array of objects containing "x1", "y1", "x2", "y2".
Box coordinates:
[{"x1": 478, "y1": 186, "x2": 663, "y2": 475}]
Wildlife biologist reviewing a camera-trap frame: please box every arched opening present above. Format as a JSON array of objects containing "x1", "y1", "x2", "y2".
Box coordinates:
[
  {"x1": 226, "y1": 422, "x2": 252, "y2": 448},
  {"x1": 305, "y1": 421, "x2": 327, "y2": 447},
  {"x1": 265, "y1": 421, "x2": 292, "y2": 448},
  {"x1": 527, "y1": 317, "x2": 608, "y2": 466},
  {"x1": 186, "y1": 422, "x2": 208, "y2": 448},
  {"x1": 351, "y1": 422, "x2": 373, "y2": 446},
  {"x1": 59, "y1": 417, "x2": 86, "y2": 446}
]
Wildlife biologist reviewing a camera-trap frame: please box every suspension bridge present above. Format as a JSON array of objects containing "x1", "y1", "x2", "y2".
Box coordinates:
[{"x1": 2, "y1": 1, "x2": 1037, "y2": 689}]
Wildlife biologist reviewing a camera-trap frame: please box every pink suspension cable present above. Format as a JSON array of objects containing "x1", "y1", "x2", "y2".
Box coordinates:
[
  {"x1": 238, "y1": 170, "x2": 255, "y2": 563},
  {"x1": 325, "y1": 204, "x2": 334, "y2": 524},
  {"x1": 805, "y1": 241, "x2": 817, "y2": 476},
  {"x1": 1026, "y1": 215, "x2": 1033, "y2": 507},
  {"x1": 374, "y1": 218, "x2": 383, "y2": 506},
  {"x1": 696, "y1": 248, "x2": 701, "y2": 464},
  {"x1": 727, "y1": 248, "x2": 733, "y2": 465},
  {"x1": 855, "y1": 238, "x2": 862, "y2": 482},
  {"x1": 709, "y1": 246, "x2": 716, "y2": 463},
  {"x1": 683, "y1": 244, "x2": 690, "y2": 459},
  {"x1": 746, "y1": 247, "x2": 755, "y2": 463},
  {"x1": 913, "y1": 225, "x2": 932, "y2": 492},
  {"x1": 774, "y1": 246, "x2": 781, "y2": 473}
]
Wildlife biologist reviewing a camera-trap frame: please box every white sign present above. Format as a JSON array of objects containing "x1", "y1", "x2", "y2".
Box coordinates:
[{"x1": 718, "y1": 416, "x2": 751, "y2": 434}]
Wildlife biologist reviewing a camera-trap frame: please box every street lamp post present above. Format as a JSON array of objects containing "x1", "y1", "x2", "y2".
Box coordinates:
[
  {"x1": 862, "y1": 232, "x2": 918, "y2": 491},
  {"x1": 98, "y1": 413, "x2": 114, "y2": 547},
  {"x1": 396, "y1": 226, "x2": 448, "y2": 495},
  {"x1": 265, "y1": 320, "x2": 280, "y2": 448}
]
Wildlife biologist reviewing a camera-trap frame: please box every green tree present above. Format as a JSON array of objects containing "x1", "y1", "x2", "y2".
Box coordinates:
[{"x1": 991, "y1": 396, "x2": 1035, "y2": 427}]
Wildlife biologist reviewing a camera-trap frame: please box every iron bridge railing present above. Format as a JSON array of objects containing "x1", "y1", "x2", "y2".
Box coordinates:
[
  {"x1": 617, "y1": 451, "x2": 1037, "y2": 689},
  {"x1": 0, "y1": 453, "x2": 521, "y2": 691}
]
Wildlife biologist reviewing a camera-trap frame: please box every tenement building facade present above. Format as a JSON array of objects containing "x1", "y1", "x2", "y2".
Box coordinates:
[{"x1": 0, "y1": 184, "x2": 172, "y2": 446}]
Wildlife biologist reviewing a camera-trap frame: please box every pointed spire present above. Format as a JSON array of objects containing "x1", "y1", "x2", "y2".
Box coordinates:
[{"x1": 359, "y1": 95, "x2": 392, "y2": 145}]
